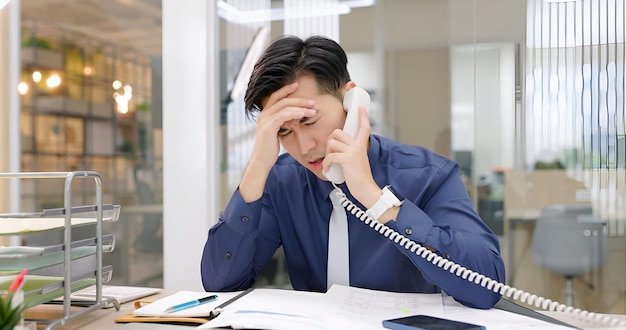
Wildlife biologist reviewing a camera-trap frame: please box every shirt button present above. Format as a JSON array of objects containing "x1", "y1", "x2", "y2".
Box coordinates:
[
  {"x1": 225, "y1": 252, "x2": 232, "y2": 259},
  {"x1": 405, "y1": 228, "x2": 413, "y2": 235},
  {"x1": 241, "y1": 216, "x2": 249, "y2": 222}
]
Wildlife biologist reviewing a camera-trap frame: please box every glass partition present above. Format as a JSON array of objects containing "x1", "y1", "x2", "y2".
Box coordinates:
[
  {"x1": 218, "y1": 0, "x2": 625, "y2": 315},
  {"x1": 18, "y1": 0, "x2": 163, "y2": 287}
]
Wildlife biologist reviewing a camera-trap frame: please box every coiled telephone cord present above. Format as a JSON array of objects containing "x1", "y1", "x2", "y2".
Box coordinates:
[{"x1": 332, "y1": 185, "x2": 626, "y2": 328}]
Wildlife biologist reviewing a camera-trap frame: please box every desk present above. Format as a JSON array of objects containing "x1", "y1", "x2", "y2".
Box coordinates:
[
  {"x1": 24, "y1": 290, "x2": 172, "y2": 330},
  {"x1": 23, "y1": 289, "x2": 626, "y2": 330},
  {"x1": 506, "y1": 208, "x2": 541, "y2": 285}
]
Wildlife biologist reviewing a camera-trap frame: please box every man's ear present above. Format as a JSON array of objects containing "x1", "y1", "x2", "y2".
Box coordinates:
[{"x1": 341, "y1": 81, "x2": 357, "y2": 96}]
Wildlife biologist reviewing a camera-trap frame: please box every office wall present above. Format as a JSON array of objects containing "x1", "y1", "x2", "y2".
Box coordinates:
[
  {"x1": 386, "y1": 48, "x2": 451, "y2": 157},
  {"x1": 0, "y1": 4, "x2": 9, "y2": 211},
  {"x1": 0, "y1": 4, "x2": 9, "y2": 221},
  {"x1": 340, "y1": 0, "x2": 526, "y2": 52},
  {"x1": 162, "y1": 0, "x2": 220, "y2": 291},
  {"x1": 0, "y1": 1, "x2": 20, "y2": 248}
]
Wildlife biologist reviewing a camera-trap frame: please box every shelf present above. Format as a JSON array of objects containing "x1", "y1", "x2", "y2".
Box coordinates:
[{"x1": 21, "y1": 47, "x2": 63, "y2": 69}]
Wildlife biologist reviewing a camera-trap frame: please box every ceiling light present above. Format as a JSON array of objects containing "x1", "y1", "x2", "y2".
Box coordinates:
[
  {"x1": 0, "y1": 0, "x2": 11, "y2": 10},
  {"x1": 230, "y1": 27, "x2": 270, "y2": 101},
  {"x1": 217, "y1": 0, "x2": 375, "y2": 24}
]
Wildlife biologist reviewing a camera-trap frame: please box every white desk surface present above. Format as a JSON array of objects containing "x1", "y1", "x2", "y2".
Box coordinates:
[{"x1": 24, "y1": 290, "x2": 626, "y2": 330}]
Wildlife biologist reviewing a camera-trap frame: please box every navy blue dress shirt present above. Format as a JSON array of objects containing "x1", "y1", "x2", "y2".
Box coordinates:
[{"x1": 201, "y1": 135, "x2": 505, "y2": 309}]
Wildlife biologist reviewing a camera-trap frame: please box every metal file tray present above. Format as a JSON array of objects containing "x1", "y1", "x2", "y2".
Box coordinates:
[
  {"x1": 0, "y1": 171, "x2": 118, "y2": 329},
  {"x1": 0, "y1": 204, "x2": 120, "y2": 235},
  {"x1": 0, "y1": 266, "x2": 113, "y2": 308},
  {"x1": 0, "y1": 235, "x2": 116, "y2": 275}
]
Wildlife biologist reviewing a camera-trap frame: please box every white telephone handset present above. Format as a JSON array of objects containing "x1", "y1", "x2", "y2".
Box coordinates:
[{"x1": 323, "y1": 87, "x2": 371, "y2": 184}]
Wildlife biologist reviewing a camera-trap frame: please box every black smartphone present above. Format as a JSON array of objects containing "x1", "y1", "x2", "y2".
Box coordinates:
[{"x1": 382, "y1": 314, "x2": 486, "y2": 330}]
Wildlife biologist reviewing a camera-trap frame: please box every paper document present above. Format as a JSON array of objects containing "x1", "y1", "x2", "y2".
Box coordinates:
[
  {"x1": 197, "y1": 285, "x2": 444, "y2": 330},
  {"x1": 133, "y1": 291, "x2": 242, "y2": 318},
  {"x1": 442, "y1": 296, "x2": 575, "y2": 329},
  {"x1": 127, "y1": 285, "x2": 626, "y2": 329},
  {"x1": 198, "y1": 288, "x2": 326, "y2": 330},
  {"x1": 318, "y1": 285, "x2": 444, "y2": 330}
]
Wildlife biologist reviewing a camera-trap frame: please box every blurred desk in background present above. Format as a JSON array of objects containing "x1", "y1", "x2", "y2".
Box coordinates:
[
  {"x1": 506, "y1": 208, "x2": 542, "y2": 285},
  {"x1": 121, "y1": 204, "x2": 163, "y2": 215}
]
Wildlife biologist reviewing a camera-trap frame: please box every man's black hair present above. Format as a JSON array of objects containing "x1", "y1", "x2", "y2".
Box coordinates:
[{"x1": 244, "y1": 35, "x2": 351, "y2": 117}]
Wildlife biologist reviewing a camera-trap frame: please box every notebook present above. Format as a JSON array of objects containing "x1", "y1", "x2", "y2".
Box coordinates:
[
  {"x1": 53, "y1": 285, "x2": 161, "y2": 307},
  {"x1": 131, "y1": 291, "x2": 242, "y2": 318},
  {"x1": 123, "y1": 289, "x2": 326, "y2": 329}
]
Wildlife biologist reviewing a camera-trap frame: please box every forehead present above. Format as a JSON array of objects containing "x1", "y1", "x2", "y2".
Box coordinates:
[
  {"x1": 289, "y1": 75, "x2": 322, "y2": 99},
  {"x1": 261, "y1": 75, "x2": 336, "y2": 109}
]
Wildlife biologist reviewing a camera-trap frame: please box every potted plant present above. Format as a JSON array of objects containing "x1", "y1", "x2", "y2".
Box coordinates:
[
  {"x1": 0, "y1": 270, "x2": 28, "y2": 330},
  {"x1": 0, "y1": 291, "x2": 26, "y2": 330}
]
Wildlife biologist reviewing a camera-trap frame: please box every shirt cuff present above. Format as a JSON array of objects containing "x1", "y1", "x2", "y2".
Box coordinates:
[
  {"x1": 393, "y1": 202, "x2": 436, "y2": 246},
  {"x1": 221, "y1": 188, "x2": 263, "y2": 235}
]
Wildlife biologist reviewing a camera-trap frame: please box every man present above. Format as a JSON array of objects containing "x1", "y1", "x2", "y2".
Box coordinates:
[{"x1": 201, "y1": 35, "x2": 505, "y2": 309}]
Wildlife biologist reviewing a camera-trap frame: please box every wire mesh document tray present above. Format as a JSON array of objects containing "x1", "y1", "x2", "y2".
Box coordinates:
[
  {"x1": 0, "y1": 265, "x2": 113, "y2": 308},
  {"x1": 0, "y1": 204, "x2": 120, "y2": 235},
  {"x1": 0, "y1": 171, "x2": 119, "y2": 329},
  {"x1": 0, "y1": 235, "x2": 116, "y2": 274}
]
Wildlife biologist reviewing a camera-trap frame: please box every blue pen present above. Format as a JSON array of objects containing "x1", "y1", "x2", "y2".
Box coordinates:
[{"x1": 164, "y1": 295, "x2": 218, "y2": 313}]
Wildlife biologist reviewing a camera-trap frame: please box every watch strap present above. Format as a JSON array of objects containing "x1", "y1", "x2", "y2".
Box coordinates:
[{"x1": 366, "y1": 185, "x2": 403, "y2": 221}]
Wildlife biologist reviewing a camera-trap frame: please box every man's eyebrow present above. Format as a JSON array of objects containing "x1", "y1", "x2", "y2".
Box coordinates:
[{"x1": 278, "y1": 116, "x2": 315, "y2": 134}]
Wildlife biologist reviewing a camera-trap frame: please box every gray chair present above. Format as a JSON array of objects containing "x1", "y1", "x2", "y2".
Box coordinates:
[{"x1": 529, "y1": 204, "x2": 607, "y2": 307}]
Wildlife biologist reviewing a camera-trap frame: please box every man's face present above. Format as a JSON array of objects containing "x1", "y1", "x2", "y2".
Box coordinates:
[{"x1": 277, "y1": 75, "x2": 346, "y2": 180}]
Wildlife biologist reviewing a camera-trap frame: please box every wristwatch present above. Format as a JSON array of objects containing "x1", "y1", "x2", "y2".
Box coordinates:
[{"x1": 366, "y1": 185, "x2": 404, "y2": 221}]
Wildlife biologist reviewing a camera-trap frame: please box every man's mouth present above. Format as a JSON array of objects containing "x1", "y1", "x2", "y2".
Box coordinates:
[{"x1": 309, "y1": 158, "x2": 324, "y2": 170}]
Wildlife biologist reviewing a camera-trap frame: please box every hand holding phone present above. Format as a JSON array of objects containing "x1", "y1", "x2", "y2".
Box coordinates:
[
  {"x1": 382, "y1": 315, "x2": 486, "y2": 330},
  {"x1": 322, "y1": 86, "x2": 371, "y2": 184}
]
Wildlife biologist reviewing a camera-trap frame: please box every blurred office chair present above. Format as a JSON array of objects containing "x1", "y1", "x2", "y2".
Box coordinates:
[
  {"x1": 133, "y1": 167, "x2": 163, "y2": 254},
  {"x1": 529, "y1": 204, "x2": 607, "y2": 307}
]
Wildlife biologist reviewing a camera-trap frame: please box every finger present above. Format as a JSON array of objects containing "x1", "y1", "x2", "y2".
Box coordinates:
[
  {"x1": 273, "y1": 107, "x2": 317, "y2": 125},
  {"x1": 322, "y1": 151, "x2": 340, "y2": 173},
  {"x1": 260, "y1": 107, "x2": 317, "y2": 132},
  {"x1": 259, "y1": 96, "x2": 316, "y2": 125},
  {"x1": 322, "y1": 130, "x2": 349, "y2": 170},
  {"x1": 355, "y1": 107, "x2": 371, "y2": 145},
  {"x1": 264, "y1": 82, "x2": 299, "y2": 110}
]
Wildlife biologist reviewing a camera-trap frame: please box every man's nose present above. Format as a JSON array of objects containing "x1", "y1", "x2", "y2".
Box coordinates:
[{"x1": 296, "y1": 131, "x2": 316, "y2": 155}]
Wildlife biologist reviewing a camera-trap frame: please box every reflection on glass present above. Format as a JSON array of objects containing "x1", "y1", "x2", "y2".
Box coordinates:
[
  {"x1": 19, "y1": 1, "x2": 163, "y2": 287},
  {"x1": 526, "y1": 0, "x2": 626, "y2": 221}
]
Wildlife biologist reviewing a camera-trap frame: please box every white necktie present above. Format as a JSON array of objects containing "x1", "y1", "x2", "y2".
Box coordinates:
[{"x1": 327, "y1": 188, "x2": 350, "y2": 290}]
